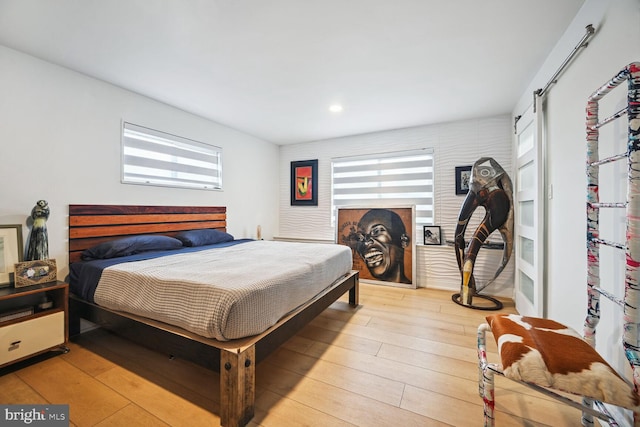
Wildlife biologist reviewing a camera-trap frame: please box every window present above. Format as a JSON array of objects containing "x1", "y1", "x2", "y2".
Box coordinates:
[
  {"x1": 122, "y1": 122, "x2": 222, "y2": 190},
  {"x1": 331, "y1": 149, "x2": 434, "y2": 235}
]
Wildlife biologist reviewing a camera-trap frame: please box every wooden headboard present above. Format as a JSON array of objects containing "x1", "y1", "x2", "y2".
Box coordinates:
[{"x1": 68, "y1": 205, "x2": 227, "y2": 263}]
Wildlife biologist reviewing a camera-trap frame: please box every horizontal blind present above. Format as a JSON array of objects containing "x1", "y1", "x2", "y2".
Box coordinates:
[
  {"x1": 122, "y1": 122, "x2": 222, "y2": 190},
  {"x1": 331, "y1": 149, "x2": 434, "y2": 231}
]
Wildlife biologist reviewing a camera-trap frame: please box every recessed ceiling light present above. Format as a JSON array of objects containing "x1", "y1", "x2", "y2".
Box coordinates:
[{"x1": 329, "y1": 104, "x2": 343, "y2": 113}]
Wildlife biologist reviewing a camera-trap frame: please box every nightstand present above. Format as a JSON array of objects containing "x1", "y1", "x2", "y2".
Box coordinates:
[{"x1": 0, "y1": 281, "x2": 69, "y2": 367}]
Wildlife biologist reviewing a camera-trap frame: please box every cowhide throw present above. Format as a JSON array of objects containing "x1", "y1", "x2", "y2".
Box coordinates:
[{"x1": 486, "y1": 313, "x2": 639, "y2": 410}]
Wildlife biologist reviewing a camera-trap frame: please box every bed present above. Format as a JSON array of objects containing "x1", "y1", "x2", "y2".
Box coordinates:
[{"x1": 67, "y1": 204, "x2": 359, "y2": 427}]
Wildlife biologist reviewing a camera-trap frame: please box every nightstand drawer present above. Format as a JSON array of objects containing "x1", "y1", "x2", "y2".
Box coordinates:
[{"x1": 0, "y1": 311, "x2": 65, "y2": 365}]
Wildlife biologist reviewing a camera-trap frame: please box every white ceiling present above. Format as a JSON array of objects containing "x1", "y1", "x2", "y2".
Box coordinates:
[{"x1": 0, "y1": 0, "x2": 585, "y2": 144}]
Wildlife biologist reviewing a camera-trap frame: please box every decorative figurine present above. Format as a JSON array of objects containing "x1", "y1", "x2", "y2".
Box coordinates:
[
  {"x1": 26, "y1": 200, "x2": 50, "y2": 260},
  {"x1": 452, "y1": 158, "x2": 514, "y2": 310}
]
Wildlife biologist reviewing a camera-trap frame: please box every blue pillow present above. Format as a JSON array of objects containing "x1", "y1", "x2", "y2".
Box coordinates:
[
  {"x1": 175, "y1": 229, "x2": 234, "y2": 247},
  {"x1": 81, "y1": 235, "x2": 183, "y2": 260}
]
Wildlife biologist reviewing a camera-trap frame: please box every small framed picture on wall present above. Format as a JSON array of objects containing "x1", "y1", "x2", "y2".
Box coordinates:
[
  {"x1": 423, "y1": 225, "x2": 441, "y2": 245},
  {"x1": 455, "y1": 165, "x2": 472, "y2": 195},
  {"x1": 290, "y1": 159, "x2": 318, "y2": 206}
]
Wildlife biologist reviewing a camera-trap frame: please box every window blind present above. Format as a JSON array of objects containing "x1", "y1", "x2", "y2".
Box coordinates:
[
  {"x1": 331, "y1": 149, "x2": 434, "y2": 232},
  {"x1": 122, "y1": 122, "x2": 222, "y2": 190}
]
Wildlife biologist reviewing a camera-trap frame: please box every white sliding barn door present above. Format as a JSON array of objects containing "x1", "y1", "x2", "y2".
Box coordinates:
[{"x1": 514, "y1": 97, "x2": 545, "y2": 317}]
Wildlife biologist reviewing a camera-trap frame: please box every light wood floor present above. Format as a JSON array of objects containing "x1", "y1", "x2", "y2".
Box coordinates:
[{"x1": 0, "y1": 283, "x2": 597, "y2": 426}]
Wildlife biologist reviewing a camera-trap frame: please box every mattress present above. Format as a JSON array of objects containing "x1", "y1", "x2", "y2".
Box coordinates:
[{"x1": 81, "y1": 240, "x2": 352, "y2": 341}]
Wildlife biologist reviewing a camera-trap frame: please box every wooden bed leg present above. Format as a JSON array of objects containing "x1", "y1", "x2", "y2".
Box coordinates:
[
  {"x1": 349, "y1": 276, "x2": 359, "y2": 306},
  {"x1": 220, "y1": 346, "x2": 255, "y2": 427},
  {"x1": 69, "y1": 297, "x2": 81, "y2": 337}
]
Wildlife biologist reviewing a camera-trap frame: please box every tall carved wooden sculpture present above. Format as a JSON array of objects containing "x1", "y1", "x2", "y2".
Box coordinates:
[{"x1": 452, "y1": 158, "x2": 513, "y2": 310}]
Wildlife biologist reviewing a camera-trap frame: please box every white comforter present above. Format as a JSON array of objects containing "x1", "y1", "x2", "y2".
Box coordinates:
[{"x1": 93, "y1": 240, "x2": 352, "y2": 340}]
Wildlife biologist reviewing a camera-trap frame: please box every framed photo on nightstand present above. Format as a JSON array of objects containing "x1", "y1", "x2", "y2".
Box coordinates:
[{"x1": 0, "y1": 224, "x2": 23, "y2": 287}]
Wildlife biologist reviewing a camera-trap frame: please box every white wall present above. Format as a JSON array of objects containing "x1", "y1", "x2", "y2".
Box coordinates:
[
  {"x1": 0, "y1": 45, "x2": 279, "y2": 280},
  {"x1": 278, "y1": 116, "x2": 515, "y2": 295},
  {"x1": 513, "y1": 0, "x2": 640, "y2": 391}
]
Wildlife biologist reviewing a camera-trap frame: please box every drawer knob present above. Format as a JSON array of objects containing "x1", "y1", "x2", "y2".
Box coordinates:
[{"x1": 8, "y1": 341, "x2": 21, "y2": 351}]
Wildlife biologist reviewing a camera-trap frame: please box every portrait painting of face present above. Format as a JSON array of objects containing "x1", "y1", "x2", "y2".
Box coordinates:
[{"x1": 336, "y1": 207, "x2": 415, "y2": 288}]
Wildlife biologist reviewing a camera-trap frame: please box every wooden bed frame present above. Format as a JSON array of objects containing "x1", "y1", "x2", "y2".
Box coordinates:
[{"x1": 68, "y1": 204, "x2": 359, "y2": 427}]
